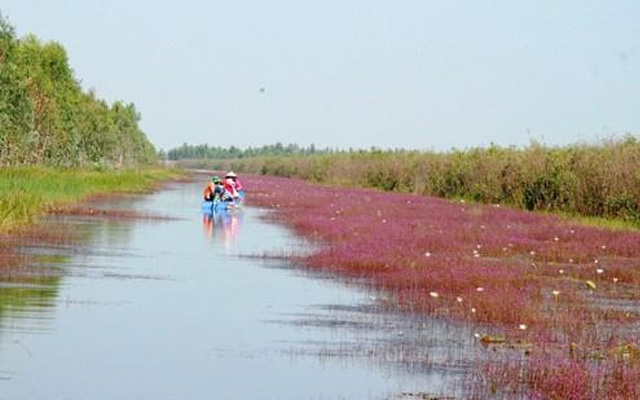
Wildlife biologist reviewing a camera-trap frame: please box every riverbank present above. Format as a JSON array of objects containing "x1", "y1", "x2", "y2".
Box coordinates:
[
  {"x1": 179, "y1": 136, "x2": 640, "y2": 228},
  {"x1": 245, "y1": 173, "x2": 640, "y2": 398},
  {"x1": 0, "y1": 167, "x2": 185, "y2": 233}
]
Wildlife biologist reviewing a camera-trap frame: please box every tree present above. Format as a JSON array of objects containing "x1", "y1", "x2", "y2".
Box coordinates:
[{"x1": 0, "y1": 16, "x2": 157, "y2": 167}]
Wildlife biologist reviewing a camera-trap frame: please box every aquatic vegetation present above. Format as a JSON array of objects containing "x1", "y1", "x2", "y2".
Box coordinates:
[{"x1": 245, "y1": 174, "x2": 640, "y2": 398}]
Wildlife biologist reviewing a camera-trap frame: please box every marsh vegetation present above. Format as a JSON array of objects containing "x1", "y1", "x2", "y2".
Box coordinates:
[
  {"x1": 178, "y1": 136, "x2": 640, "y2": 227},
  {"x1": 245, "y1": 174, "x2": 640, "y2": 398}
]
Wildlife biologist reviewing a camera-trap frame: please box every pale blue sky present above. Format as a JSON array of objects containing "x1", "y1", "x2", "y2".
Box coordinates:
[{"x1": 3, "y1": 1, "x2": 639, "y2": 151}]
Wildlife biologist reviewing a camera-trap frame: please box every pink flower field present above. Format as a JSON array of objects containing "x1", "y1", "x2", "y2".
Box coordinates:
[{"x1": 244, "y1": 174, "x2": 640, "y2": 398}]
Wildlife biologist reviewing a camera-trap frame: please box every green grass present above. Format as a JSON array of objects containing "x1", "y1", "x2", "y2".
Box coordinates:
[
  {"x1": 559, "y1": 213, "x2": 640, "y2": 232},
  {"x1": 0, "y1": 166, "x2": 185, "y2": 232}
]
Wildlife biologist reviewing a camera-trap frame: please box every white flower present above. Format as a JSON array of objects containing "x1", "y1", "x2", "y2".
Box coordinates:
[
  {"x1": 596, "y1": 268, "x2": 604, "y2": 274},
  {"x1": 476, "y1": 287, "x2": 485, "y2": 292},
  {"x1": 456, "y1": 296, "x2": 463, "y2": 303},
  {"x1": 519, "y1": 324, "x2": 527, "y2": 330},
  {"x1": 552, "y1": 290, "x2": 560, "y2": 297},
  {"x1": 471, "y1": 308, "x2": 477, "y2": 313},
  {"x1": 613, "y1": 277, "x2": 619, "y2": 283},
  {"x1": 559, "y1": 269, "x2": 565, "y2": 275},
  {"x1": 424, "y1": 252, "x2": 432, "y2": 257},
  {"x1": 429, "y1": 291, "x2": 439, "y2": 298}
]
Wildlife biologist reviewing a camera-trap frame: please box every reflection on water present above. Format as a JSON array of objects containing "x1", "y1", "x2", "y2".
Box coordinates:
[
  {"x1": 0, "y1": 277, "x2": 60, "y2": 336},
  {"x1": 0, "y1": 179, "x2": 466, "y2": 399},
  {"x1": 202, "y1": 208, "x2": 244, "y2": 249}
]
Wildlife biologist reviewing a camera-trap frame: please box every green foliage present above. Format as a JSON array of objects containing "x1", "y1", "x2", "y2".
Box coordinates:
[
  {"x1": 0, "y1": 166, "x2": 183, "y2": 232},
  {"x1": 166, "y1": 142, "x2": 329, "y2": 160},
  {"x1": 0, "y1": 14, "x2": 156, "y2": 167}
]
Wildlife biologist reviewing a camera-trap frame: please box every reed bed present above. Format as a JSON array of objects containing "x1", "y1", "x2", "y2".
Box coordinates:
[{"x1": 245, "y1": 174, "x2": 640, "y2": 398}]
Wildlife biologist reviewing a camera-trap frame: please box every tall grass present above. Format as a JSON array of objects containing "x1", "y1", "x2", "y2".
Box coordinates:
[
  {"x1": 194, "y1": 136, "x2": 640, "y2": 225},
  {"x1": 0, "y1": 167, "x2": 182, "y2": 232}
]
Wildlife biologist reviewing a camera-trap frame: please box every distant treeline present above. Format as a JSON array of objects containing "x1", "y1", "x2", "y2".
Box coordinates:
[
  {"x1": 166, "y1": 142, "x2": 332, "y2": 160},
  {"x1": 180, "y1": 136, "x2": 640, "y2": 223},
  {"x1": 0, "y1": 14, "x2": 156, "y2": 167}
]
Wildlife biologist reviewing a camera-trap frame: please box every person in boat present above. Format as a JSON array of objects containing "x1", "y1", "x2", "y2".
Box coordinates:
[
  {"x1": 203, "y1": 176, "x2": 228, "y2": 202},
  {"x1": 225, "y1": 171, "x2": 245, "y2": 200},
  {"x1": 223, "y1": 172, "x2": 240, "y2": 200}
]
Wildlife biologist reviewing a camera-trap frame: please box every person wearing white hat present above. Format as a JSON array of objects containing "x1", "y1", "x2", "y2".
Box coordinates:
[
  {"x1": 223, "y1": 172, "x2": 240, "y2": 200},
  {"x1": 225, "y1": 171, "x2": 245, "y2": 201}
]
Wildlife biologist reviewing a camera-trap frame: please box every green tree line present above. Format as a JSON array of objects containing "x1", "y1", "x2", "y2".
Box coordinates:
[
  {"x1": 166, "y1": 142, "x2": 331, "y2": 160},
  {"x1": 0, "y1": 14, "x2": 156, "y2": 167},
  {"x1": 183, "y1": 136, "x2": 640, "y2": 224}
]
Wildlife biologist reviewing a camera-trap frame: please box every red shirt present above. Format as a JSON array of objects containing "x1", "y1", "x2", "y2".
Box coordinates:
[{"x1": 234, "y1": 178, "x2": 244, "y2": 191}]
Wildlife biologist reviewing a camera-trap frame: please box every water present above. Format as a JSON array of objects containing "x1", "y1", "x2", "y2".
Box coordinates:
[{"x1": 0, "y1": 180, "x2": 466, "y2": 399}]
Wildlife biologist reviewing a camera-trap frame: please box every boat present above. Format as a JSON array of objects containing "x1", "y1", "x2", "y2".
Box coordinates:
[
  {"x1": 200, "y1": 196, "x2": 244, "y2": 214},
  {"x1": 201, "y1": 191, "x2": 246, "y2": 215},
  {"x1": 201, "y1": 200, "x2": 237, "y2": 214}
]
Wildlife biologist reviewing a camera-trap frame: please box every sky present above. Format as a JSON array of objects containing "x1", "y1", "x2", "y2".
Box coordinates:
[{"x1": 2, "y1": 1, "x2": 639, "y2": 151}]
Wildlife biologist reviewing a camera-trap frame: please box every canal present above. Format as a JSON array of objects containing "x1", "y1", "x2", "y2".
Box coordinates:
[{"x1": 0, "y1": 179, "x2": 464, "y2": 399}]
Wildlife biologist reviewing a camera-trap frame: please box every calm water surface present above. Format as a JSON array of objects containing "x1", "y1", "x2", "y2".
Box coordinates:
[{"x1": 0, "y1": 180, "x2": 467, "y2": 399}]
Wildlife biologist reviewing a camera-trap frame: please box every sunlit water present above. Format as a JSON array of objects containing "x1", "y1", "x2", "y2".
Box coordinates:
[{"x1": 0, "y1": 181, "x2": 469, "y2": 399}]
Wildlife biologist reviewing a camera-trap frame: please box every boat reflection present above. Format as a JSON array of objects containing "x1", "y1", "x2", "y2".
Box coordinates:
[{"x1": 202, "y1": 208, "x2": 244, "y2": 249}]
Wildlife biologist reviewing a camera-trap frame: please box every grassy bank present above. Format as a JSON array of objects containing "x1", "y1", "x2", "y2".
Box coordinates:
[
  {"x1": 0, "y1": 167, "x2": 184, "y2": 232},
  {"x1": 183, "y1": 136, "x2": 640, "y2": 226}
]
